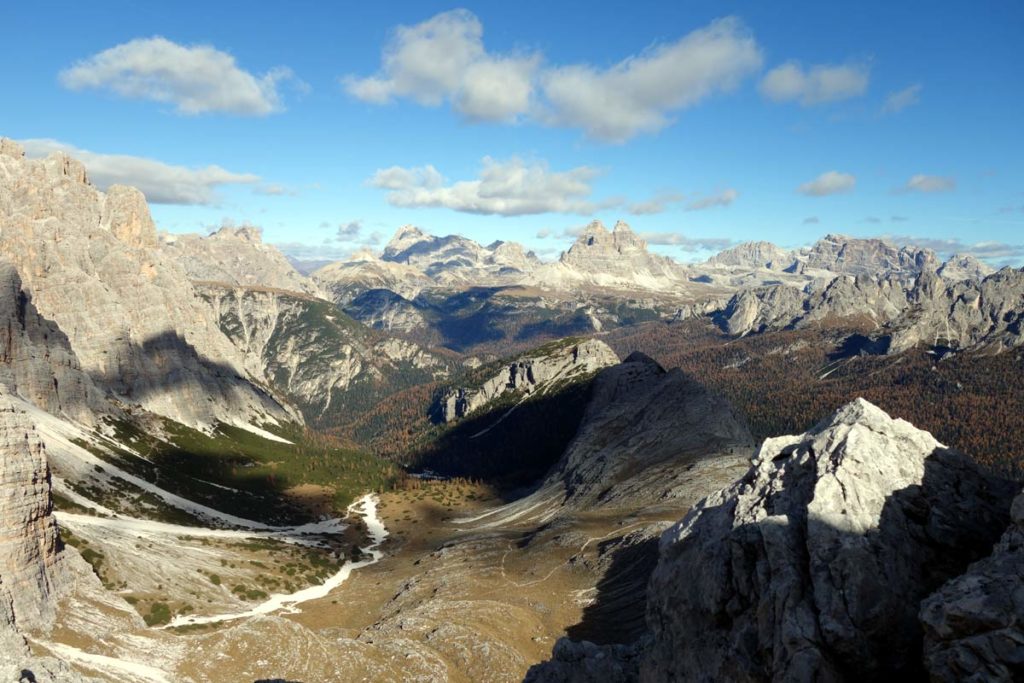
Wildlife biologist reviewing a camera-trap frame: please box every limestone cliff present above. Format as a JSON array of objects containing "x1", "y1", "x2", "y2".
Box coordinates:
[
  {"x1": 0, "y1": 138, "x2": 294, "y2": 428},
  {"x1": 437, "y1": 339, "x2": 619, "y2": 423}
]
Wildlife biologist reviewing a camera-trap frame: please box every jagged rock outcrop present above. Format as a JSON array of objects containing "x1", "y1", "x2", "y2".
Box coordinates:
[
  {"x1": 546, "y1": 352, "x2": 754, "y2": 509},
  {"x1": 642, "y1": 399, "x2": 1016, "y2": 682},
  {"x1": 536, "y1": 221, "x2": 689, "y2": 292},
  {"x1": 937, "y1": 253, "x2": 995, "y2": 282},
  {"x1": 0, "y1": 394, "x2": 68, "y2": 631},
  {"x1": 719, "y1": 273, "x2": 909, "y2": 336},
  {"x1": 0, "y1": 392, "x2": 94, "y2": 682},
  {"x1": 802, "y1": 233, "x2": 938, "y2": 276},
  {"x1": 707, "y1": 241, "x2": 796, "y2": 271},
  {"x1": 0, "y1": 260, "x2": 103, "y2": 423},
  {"x1": 380, "y1": 225, "x2": 540, "y2": 285},
  {"x1": 438, "y1": 339, "x2": 618, "y2": 422},
  {"x1": 199, "y1": 283, "x2": 447, "y2": 423},
  {"x1": 0, "y1": 138, "x2": 294, "y2": 428},
  {"x1": 888, "y1": 267, "x2": 1024, "y2": 353},
  {"x1": 314, "y1": 249, "x2": 433, "y2": 305},
  {"x1": 919, "y1": 489, "x2": 1024, "y2": 682},
  {"x1": 160, "y1": 225, "x2": 321, "y2": 296}
]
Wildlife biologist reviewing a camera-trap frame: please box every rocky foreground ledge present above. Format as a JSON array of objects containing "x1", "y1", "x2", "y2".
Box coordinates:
[{"x1": 529, "y1": 398, "x2": 1024, "y2": 682}]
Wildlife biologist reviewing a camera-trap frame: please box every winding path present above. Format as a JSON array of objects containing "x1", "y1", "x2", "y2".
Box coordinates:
[{"x1": 164, "y1": 493, "x2": 388, "y2": 628}]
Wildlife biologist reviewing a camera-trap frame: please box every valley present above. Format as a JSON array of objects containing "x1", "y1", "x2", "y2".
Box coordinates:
[{"x1": 1, "y1": 134, "x2": 1022, "y2": 682}]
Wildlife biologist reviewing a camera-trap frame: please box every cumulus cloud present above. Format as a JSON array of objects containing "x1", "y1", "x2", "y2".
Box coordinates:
[
  {"x1": 368, "y1": 156, "x2": 607, "y2": 216},
  {"x1": 337, "y1": 220, "x2": 363, "y2": 240},
  {"x1": 882, "y1": 83, "x2": 922, "y2": 114},
  {"x1": 20, "y1": 138, "x2": 259, "y2": 205},
  {"x1": 639, "y1": 232, "x2": 734, "y2": 252},
  {"x1": 886, "y1": 234, "x2": 1024, "y2": 263},
  {"x1": 345, "y1": 13, "x2": 762, "y2": 141},
  {"x1": 60, "y1": 36, "x2": 302, "y2": 115},
  {"x1": 686, "y1": 188, "x2": 738, "y2": 211},
  {"x1": 759, "y1": 61, "x2": 869, "y2": 105},
  {"x1": 628, "y1": 192, "x2": 684, "y2": 215},
  {"x1": 343, "y1": 9, "x2": 539, "y2": 123},
  {"x1": 536, "y1": 228, "x2": 552, "y2": 239},
  {"x1": 539, "y1": 17, "x2": 762, "y2": 142},
  {"x1": 798, "y1": 171, "x2": 856, "y2": 196},
  {"x1": 900, "y1": 174, "x2": 956, "y2": 193}
]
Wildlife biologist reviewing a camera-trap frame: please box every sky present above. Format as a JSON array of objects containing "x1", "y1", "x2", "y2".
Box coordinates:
[{"x1": 3, "y1": 1, "x2": 1023, "y2": 264}]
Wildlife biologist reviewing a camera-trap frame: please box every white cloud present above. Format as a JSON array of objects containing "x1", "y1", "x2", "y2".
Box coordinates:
[
  {"x1": 686, "y1": 188, "x2": 738, "y2": 211},
  {"x1": 345, "y1": 13, "x2": 762, "y2": 141},
  {"x1": 368, "y1": 157, "x2": 606, "y2": 216},
  {"x1": 540, "y1": 18, "x2": 762, "y2": 142},
  {"x1": 536, "y1": 228, "x2": 552, "y2": 239},
  {"x1": 628, "y1": 192, "x2": 684, "y2": 215},
  {"x1": 901, "y1": 174, "x2": 956, "y2": 193},
  {"x1": 343, "y1": 9, "x2": 539, "y2": 123},
  {"x1": 798, "y1": 170, "x2": 856, "y2": 197},
  {"x1": 254, "y1": 183, "x2": 297, "y2": 196},
  {"x1": 639, "y1": 232, "x2": 734, "y2": 252},
  {"x1": 760, "y1": 61, "x2": 869, "y2": 105},
  {"x1": 20, "y1": 138, "x2": 259, "y2": 205},
  {"x1": 882, "y1": 83, "x2": 922, "y2": 114},
  {"x1": 60, "y1": 36, "x2": 301, "y2": 115}
]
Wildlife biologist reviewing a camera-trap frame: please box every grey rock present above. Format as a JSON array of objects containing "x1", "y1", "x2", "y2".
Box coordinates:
[
  {"x1": 802, "y1": 233, "x2": 938, "y2": 276},
  {"x1": 920, "y1": 489, "x2": 1024, "y2": 682},
  {"x1": 707, "y1": 241, "x2": 796, "y2": 271},
  {"x1": 547, "y1": 352, "x2": 754, "y2": 509},
  {"x1": 160, "y1": 225, "x2": 322, "y2": 296},
  {"x1": 0, "y1": 259, "x2": 103, "y2": 423},
  {"x1": 0, "y1": 138, "x2": 294, "y2": 428},
  {"x1": 438, "y1": 339, "x2": 619, "y2": 422},
  {"x1": 937, "y1": 253, "x2": 995, "y2": 282},
  {"x1": 641, "y1": 399, "x2": 1016, "y2": 682}
]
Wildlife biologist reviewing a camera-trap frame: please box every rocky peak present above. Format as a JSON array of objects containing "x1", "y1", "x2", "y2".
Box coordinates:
[
  {"x1": 437, "y1": 339, "x2": 619, "y2": 423},
  {"x1": 643, "y1": 398, "x2": 1016, "y2": 681},
  {"x1": 210, "y1": 225, "x2": 264, "y2": 244},
  {"x1": 101, "y1": 185, "x2": 157, "y2": 248},
  {"x1": 708, "y1": 240, "x2": 793, "y2": 270},
  {"x1": 383, "y1": 225, "x2": 430, "y2": 259},
  {"x1": 937, "y1": 253, "x2": 994, "y2": 282},
  {"x1": 0, "y1": 138, "x2": 25, "y2": 159},
  {"x1": 804, "y1": 234, "x2": 938, "y2": 276}
]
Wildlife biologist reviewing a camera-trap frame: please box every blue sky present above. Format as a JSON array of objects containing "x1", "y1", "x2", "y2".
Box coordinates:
[{"x1": 4, "y1": 1, "x2": 1023, "y2": 263}]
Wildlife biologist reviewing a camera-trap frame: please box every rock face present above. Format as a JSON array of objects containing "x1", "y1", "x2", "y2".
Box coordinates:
[
  {"x1": 802, "y1": 233, "x2": 937, "y2": 276},
  {"x1": 707, "y1": 241, "x2": 796, "y2": 271},
  {"x1": 380, "y1": 225, "x2": 541, "y2": 285},
  {"x1": 160, "y1": 225, "x2": 322, "y2": 296},
  {"x1": 937, "y1": 253, "x2": 995, "y2": 282},
  {"x1": 546, "y1": 352, "x2": 754, "y2": 509},
  {"x1": 199, "y1": 283, "x2": 447, "y2": 424},
  {"x1": 314, "y1": 249, "x2": 433, "y2": 306},
  {"x1": 538, "y1": 221, "x2": 688, "y2": 292},
  {"x1": 0, "y1": 392, "x2": 94, "y2": 682},
  {"x1": 437, "y1": 339, "x2": 618, "y2": 423},
  {"x1": 0, "y1": 393, "x2": 68, "y2": 632},
  {"x1": 888, "y1": 267, "x2": 1024, "y2": 353},
  {"x1": 719, "y1": 274, "x2": 909, "y2": 336},
  {"x1": 0, "y1": 138, "x2": 293, "y2": 428},
  {"x1": 0, "y1": 259, "x2": 103, "y2": 423},
  {"x1": 642, "y1": 399, "x2": 1016, "y2": 682},
  {"x1": 919, "y1": 489, "x2": 1024, "y2": 682}
]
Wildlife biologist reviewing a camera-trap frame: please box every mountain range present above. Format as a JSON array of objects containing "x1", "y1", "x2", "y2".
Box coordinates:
[{"x1": 1, "y1": 137, "x2": 1023, "y2": 682}]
